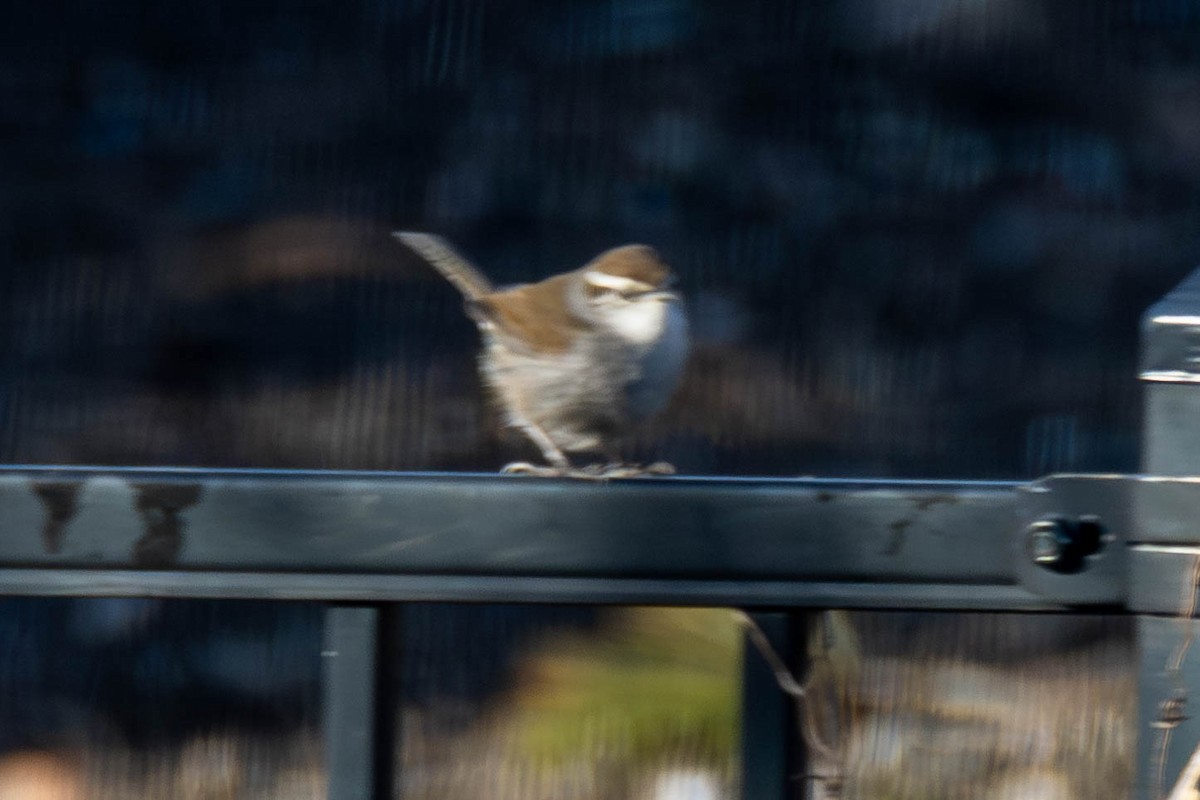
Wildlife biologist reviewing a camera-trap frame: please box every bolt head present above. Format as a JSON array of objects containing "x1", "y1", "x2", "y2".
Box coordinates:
[{"x1": 1028, "y1": 521, "x2": 1065, "y2": 565}]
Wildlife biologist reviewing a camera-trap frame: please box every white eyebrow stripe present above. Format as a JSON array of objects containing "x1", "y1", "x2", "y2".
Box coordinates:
[{"x1": 584, "y1": 271, "x2": 652, "y2": 292}]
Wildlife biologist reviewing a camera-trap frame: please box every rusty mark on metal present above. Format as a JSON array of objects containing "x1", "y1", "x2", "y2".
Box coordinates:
[
  {"x1": 131, "y1": 483, "x2": 202, "y2": 567},
  {"x1": 912, "y1": 494, "x2": 960, "y2": 513},
  {"x1": 31, "y1": 481, "x2": 83, "y2": 554},
  {"x1": 884, "y1": 518, "x2": 911, "y2": 556},
  {"x1": 876, "y1": 495, "x2": 963, "y2": 555},
  {"x1": 914, "y1": 494, "x2": 959, "y2": 512}
]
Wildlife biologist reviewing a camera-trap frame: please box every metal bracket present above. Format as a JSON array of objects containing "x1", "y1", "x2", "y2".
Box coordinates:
[
  {"x1": 1010, "y1": 474, "x2": 1200, "y2": 614},
  {"x1": 1015, "y1": 475, "x2": 1128, "y2": 607}
]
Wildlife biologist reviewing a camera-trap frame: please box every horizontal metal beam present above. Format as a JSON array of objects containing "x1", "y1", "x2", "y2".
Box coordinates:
[
  {"x1": 0, "y1": 467, "x2": 1033, "y2": 609},
  {"x1": 0, "y1": 568, "x2": 1057, "y2": 608},
  {"x1": 4, "y1": 467, "x2": 1200, "y2": 611}
]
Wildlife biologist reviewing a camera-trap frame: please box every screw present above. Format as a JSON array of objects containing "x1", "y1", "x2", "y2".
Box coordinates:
[
  {"x1": 1028, "y1": 520, "x2": 1067, "y2": 566},
  {"x1": 1027, "y1": 516, "x2": 1106, "y2": 573}
]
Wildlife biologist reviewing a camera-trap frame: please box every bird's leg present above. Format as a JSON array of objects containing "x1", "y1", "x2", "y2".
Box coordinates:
[{"x1": 501, "y1": 421, "x2": 575, "y2": 476}]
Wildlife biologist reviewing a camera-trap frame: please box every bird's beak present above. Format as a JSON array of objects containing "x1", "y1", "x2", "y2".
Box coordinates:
[{"x1": 642, "y1": 290, "x2": 678, "y2": 302}]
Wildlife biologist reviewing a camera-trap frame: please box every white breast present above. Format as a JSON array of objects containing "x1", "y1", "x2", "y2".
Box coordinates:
[
  {"x1": 625, "y1": 300, "x2": 690, "y2": 419},
  {"x1": 605, "y1": 296, "x2": 671, "y2": 345}
]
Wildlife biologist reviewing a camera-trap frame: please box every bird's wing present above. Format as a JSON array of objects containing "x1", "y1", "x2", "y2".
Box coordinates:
[{"x1": 392, "y1": 231, "x2": 495, "y2": 301}]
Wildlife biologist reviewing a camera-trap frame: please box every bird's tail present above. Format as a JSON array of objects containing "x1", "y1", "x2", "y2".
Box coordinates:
[{"x1": 392, "y1": 231, "x2": 494, "y2": 301}]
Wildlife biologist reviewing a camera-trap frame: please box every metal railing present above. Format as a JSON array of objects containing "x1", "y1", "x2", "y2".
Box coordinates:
[{"x1": 6, "y1": 268, "x2": 1200, "y2": 798}]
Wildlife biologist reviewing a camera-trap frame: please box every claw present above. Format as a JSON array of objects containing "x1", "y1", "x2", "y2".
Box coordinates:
[
  {"x1": 591, "y1": 461, "x2": 678, "y2": 479},
  {"x1": 500, "y1": 462, "x2": 602, "y2": 480},
  {"x1": 500, "y1": 462, "x2": 565, "y2": 476},
  {"x1": 598, "y1": 451, "x2": 673, "y2": 476},
  {"x1": 500, "y1": 461, "x2": 678, "y2": 480}
]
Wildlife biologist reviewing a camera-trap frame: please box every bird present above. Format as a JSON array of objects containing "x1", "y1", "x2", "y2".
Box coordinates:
[{"x1": 394, "y1": 232, "x2": 689, "y2": 477}]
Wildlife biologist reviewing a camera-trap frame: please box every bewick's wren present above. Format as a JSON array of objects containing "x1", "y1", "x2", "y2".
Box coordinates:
[{"x1": 395, "y1": 232, "x2": 689, "y2": 476}]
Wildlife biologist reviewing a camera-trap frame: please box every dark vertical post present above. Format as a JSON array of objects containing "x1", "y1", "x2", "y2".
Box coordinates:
[
  {"x1": 741, "y1": 612, "x2": 808, "y2": 800},
  {"x1": 375, "y1": 605, "x2": 400, "y2": 799},
  {"x1": 324, "y1": 604, "x2": 396, "y2": 800},
  {"x1": 1139, "y1": 267, "x2": 1200, "y2": 799}
]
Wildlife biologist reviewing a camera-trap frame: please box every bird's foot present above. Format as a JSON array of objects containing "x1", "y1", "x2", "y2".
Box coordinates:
[
  {"x1": 499, "y1": 461, "x2": 676, "y2": 479},
  {"x1": 584, "y1": 461, "x2": 677, "y2": 479},
  {"x1": 500, "y1": 462, "x2": 605, "y2": 480},
  {"x1": 500, "y1": 461, "x2": 572, "y2": 477}
]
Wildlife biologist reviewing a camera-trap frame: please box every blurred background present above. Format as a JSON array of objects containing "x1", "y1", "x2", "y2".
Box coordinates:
[
  {"x1": 0, "y1": 0, "x2": 1192, "y2": 796},
  {"x1": 5, "y1": 0, "x2": 1196, "y2": 477}
]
